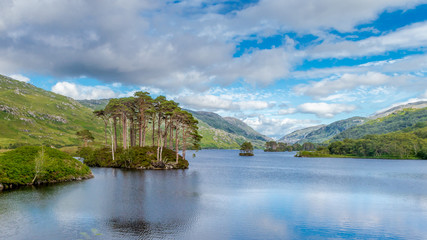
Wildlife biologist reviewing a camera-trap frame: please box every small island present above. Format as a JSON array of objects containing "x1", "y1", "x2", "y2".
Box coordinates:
[
  {"x1": 77, "y1": 92, "x2": 201, "y2": 170},
  {"x1": 0, "y1": 146, "x2": 93, "y2": 191},
  {"x1": 239, "y1": 141, "x2": 254, "y2": 156}
]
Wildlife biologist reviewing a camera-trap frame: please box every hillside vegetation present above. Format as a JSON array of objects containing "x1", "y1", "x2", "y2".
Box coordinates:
[
  {"x1": 333, "y1": 108, "x2": 427, "y2": 141},
  {"x1": 279, "y1": 117, "x2": 366, "y2": 144},
  {"x1": 186, "y1": 110, "x2": 270, "y2": 142},
  {"x1": 0, "y1": 75, "x2": 104, "y2": 148},
  {"x1": 0, "y1": 146, "x2": 92, "y2": 190},
  {"x1": 299, "y1": 123, "x2": 427, "y2": 159}
]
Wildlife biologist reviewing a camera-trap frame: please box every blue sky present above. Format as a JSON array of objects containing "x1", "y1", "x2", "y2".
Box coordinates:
[{"x1": 1, "y1": 0, "x2": 427, "y2": 138}]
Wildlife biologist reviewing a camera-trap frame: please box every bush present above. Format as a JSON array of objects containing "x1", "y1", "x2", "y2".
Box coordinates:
[{"x1": 80, "y1": 146, "x2": 187, "y2": 169}]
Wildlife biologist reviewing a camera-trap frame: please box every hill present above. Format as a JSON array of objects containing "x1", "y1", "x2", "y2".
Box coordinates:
[
  {"x1": 279, "y1": 125, "x2": 325, "y2": 144},
  {"x1": 78, "y1": 99, "x2": 110, "y2": 111},
  {"x1": 279, "y1": 117, "x2": 367, "y2": 144},
  {"x1": 0, "y1": 74, "x2": 103, "y2": 148},
  {"x1": 333, "y1": 107, "x2": 427, "y2": 141},
  {"x1": 371, "y1": 101, "x2": 427, "y2": 119}
]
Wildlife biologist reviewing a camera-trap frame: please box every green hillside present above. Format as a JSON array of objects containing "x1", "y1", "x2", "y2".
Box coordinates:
[
  {"x1": 197, "y1": 118, "x2": 265, "y2": 149},
  {"x1": 333, "y1": 107, "x2": 427, "y2": 141},
  {"x1": 279, "y1": 117, "x2": 366, "y2": 144},
  {"x1": 0, "y1": 74, "x2": 103, "y2": 148},
  {"x1": 187, "y1": 110, "x2": 270, "y2": 141},
  {"x1": 279, "y1": 125, "x2": 325, "y2": 144},
  {"x1": 78, "y1": 99, "x2": 110, "y2": 111}
]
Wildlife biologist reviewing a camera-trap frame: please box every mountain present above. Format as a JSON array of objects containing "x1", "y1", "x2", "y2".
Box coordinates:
[
  {"x1": 279, "y1": 117, "x2": 367, "y2": 144},
  {"x1": 371, "y1": 101, "x2": 427, "y2": 119},
  {"x1": 279, "y1": 125, "x2": 325, "y2": 144},
  {"x1": 78, "y1": 99, "x2": 110, "y2": 111},
  {"x1": 187, "y1": 110, "x2": 269, "y2": 141},
  {"x1": 0, "y1": 74, "x2": 103, "y2": 148},
  {"x1": 333, "y1": 106, "x2": 427, "y2": 141}
]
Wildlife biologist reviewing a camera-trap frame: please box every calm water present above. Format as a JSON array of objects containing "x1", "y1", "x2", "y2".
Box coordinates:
[{"x1": 1, "y1": 150, "x2": 427, "y2": 239}]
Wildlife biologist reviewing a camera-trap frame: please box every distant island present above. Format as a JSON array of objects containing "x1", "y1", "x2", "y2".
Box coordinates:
[{"x1": 239, "y1": 141, "x2": 254, "y2": 156}]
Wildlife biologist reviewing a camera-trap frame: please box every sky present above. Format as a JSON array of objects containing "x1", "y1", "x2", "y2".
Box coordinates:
[{"x1": 0, "y1": 0, "x2": 427, "y2": 139}]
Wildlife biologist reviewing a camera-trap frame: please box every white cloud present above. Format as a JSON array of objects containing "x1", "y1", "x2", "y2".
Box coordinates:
[
  {"x1": 297, "y1": 102, "x2": 357, "y2": 118},
  {"x1": 175, "y1": 94, "x2": 274, "y2": 111},
  {"x1": 278, "y1": 108, "x2": 297, "y2": 115},
  {"x1": 51, "y1": 82, "x2": 117, "y2": 100},
  {"x1": 9, "y1": 74, "x2": 30, "y2": 83},
  {"x1": 243, "y1": 115, "x2": 318, "y2": 138},
  {"x1": 310, "y1": 21, "x2": 427, "y2": 59},
  {"x1": 294, "y1": 72, "x2": 390, "y2": 98},
  {"x1": 216, "y1": 47, "x2": 297, "y2": 86},
  {"x1": 232, "y1": 0, "x2": 423, "y2": 33}
]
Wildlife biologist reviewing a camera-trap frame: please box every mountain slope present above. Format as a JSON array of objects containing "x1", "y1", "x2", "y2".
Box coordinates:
[
  {"x1": 371, "y1": 101, "x2": 427, "y2": 119},
  {"x1": 187, "y1": 110, "x2": 270, "y2": 142},
  {"x1": 279, "y1": 117, "x2": 367, "y2": 144},
  {"x1": 279, "y1": 125, "x2": 325, "y2": 144},
  {"x1": 78, "y1": 99, "x2": 110, "y2": 111},
  {"x1": 333, "y1": 107, "x2": 427, "y2": 141},
  {"x1": 0, "y1": 74, "x2": 103, "y2": 148}
]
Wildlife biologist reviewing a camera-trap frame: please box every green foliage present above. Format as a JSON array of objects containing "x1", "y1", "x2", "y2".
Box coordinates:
[
  {"x1": 0, "y1": 146, "x2": 92, "y2": 186},
  {"x1": 78, "y1": 146, "x2": 188, "y2": 169},
  {"x1": 334, "y1": 108, "x2": 427, "y2": 141},
  {"x1": 299, "y1": 126, "x2": 427, "y2": 159},
  {"x1": 240, "y1": 141, "x2": 254, "y2": 156}
]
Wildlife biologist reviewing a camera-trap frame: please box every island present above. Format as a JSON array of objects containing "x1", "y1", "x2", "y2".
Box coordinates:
[
  {"x1": 239, "y1": 141, "x2": 254, "y2": 156},
  {"x1": 0, "y1": 146, "x2": 93, "y2": 191}
]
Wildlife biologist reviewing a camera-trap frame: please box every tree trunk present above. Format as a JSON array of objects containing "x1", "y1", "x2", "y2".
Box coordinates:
[
  {"x1": 157, "y1": 113, "x2": 161, "y2": 147},
  {"x1": 142, "y1": 118, "x2": 147, "y2": 147},
  {"x1": 175, "y1": 127, "x2": 180, "y2": 164},
  {"x1": 169, "y1": 120, "x2": 173, "y2": 149},
  {"x1": 113, "y1": 117, "x2": 118, "y2": 152},
  {"x1": 152, "y1": 116, "x2": 155, "y2": 147},
  {"x1": 182, "y1": 127, "x2": 187, "y2": 160},
  {"x1": 139, "y1": 116, "x2": 143, "y2": 147},
  {"x1": 122, "y1": 113, "x2": 127, "y2": 149}
]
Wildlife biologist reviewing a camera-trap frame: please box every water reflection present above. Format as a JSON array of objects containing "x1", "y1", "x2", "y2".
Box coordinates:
[{"x1": 1, "y1": 150, "x2": 427, "y2": 239}]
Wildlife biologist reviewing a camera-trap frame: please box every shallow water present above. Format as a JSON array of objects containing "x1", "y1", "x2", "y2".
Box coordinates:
[{"x1": 1, "y1": 150, "x2": 427, "y2": 239}]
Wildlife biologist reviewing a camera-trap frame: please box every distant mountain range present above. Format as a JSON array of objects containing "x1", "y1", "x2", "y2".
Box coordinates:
[{"x1": 279, "y1": 101, "x2": 427, "y2": 144}]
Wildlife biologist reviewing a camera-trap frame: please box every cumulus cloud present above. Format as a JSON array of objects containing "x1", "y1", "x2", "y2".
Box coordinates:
[
  {"x1": 1, "y1": 0, "x2": 422, "y2": 91},
  {"x1": 297, "y1": 102, "x2": 357, "y2": 118},
  {"x1": 294, "y1": 72, "x2": 390, "y2": 98},
  {"x1": 310, "y1": 21, "x2": 427, "y2": 59},
  {"x1": 175, "y1": 94, "x2": 274, "y2": 111},
  {"x1": 243, "y1": 115, "x2": 318, "y2": 138},
  {"x1": 233, "y1": 0, "x2": 423, "y2": 33},
  {"x1": 278, "y1": 108, "x2": 297, "y2": 115},
  {"x1": 9, "y1": 74, "x2": 30, "y2": 83},
  {"x1": 51, "y1": 82, "x2": 117, "y2": 100}
]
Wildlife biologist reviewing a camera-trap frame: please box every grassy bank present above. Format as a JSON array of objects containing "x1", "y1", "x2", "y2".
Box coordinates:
[{"x1": 0, "y1": 146, "x2": 93, "y2": 191}]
